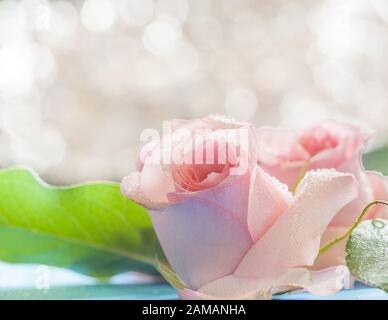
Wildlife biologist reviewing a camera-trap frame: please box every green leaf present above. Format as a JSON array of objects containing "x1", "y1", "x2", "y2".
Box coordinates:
[
  {"x1": 0, "y1": 167, "x2": 159, "y2": 277},
  {"x1": 345, "y1": 219, "x2": 388, "y2": 292},
  {"x1": 363, "y1": 145, "x2": 388, "y2": 175}
]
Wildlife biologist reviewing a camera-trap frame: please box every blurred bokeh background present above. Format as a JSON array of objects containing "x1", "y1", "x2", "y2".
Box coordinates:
[{"x1": 1, "y1": 0, "x2": 388, "y2": 184}]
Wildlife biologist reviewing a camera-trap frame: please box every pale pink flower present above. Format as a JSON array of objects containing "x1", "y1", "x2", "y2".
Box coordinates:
[
  {"x1": 256, "y1": 120, "x2": 388, "y2": 269},
  {"x1": 121, "y1": 116, "x2": 360, "y2": 299}
]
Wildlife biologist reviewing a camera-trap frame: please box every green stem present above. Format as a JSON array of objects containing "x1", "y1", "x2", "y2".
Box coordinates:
[
  {"x1": 318, "y1": 200, "x2": 388, "y2": 256},
  {"x1": 290, "y1": 161, "x2": 310, "y2": 194}
]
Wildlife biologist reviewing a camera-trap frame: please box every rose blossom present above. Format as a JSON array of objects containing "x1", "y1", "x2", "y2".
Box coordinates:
[
  {"x1": 256, "y1": 120, "x2": 388, "y2": 269},
  {"x1": 121, "y1": 116, "x2": 358, "y2": 299}
]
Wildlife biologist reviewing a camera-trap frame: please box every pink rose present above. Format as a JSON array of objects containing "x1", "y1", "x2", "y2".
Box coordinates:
[
  {"x1": 256, "y1": 120, "x2": 388, "y2": 269},
  {"x1": 121, "y1": 116, "x2": 358, "y2": 299}
]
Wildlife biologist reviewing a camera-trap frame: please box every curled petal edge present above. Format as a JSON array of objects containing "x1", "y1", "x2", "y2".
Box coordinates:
[{"x1": 178, "y1": 266, "x2": 351, "y2": 300}]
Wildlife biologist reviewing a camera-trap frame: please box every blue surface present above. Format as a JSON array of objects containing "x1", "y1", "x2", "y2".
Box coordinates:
[
  {"x1": 273, "y1": 284, "x2": 388, "y2": 300},
  {"x1": 0, "y1": 263, "x2": 386, "y2": 300},
  {"x1": 0, "y1": 283, "x2": 386, "y2": 300}
]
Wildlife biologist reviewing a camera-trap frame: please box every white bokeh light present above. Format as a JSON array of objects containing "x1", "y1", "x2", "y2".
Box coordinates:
[
  {"x1": 81, "y1": 0, "x2": 117, "y2": 32},
  {"x1": 189, "y1": 17, "x2": 223, "y2": 50},
  {"x1": 0, "y1": 44, "x2": 35, "y2": 97},
  {"x1": 309, "y1": 1, "x2": 370, "y2": 59},
  {"x1": 142, "y1": 16, "x2": 181, "y2": 56},
  {"x1": 372, "y1": 0, "x2": 388, "y2": 24},
  {"x1": 32, "y1": 44, "x2": 57, "y2": 87},
  {"x1": 1, "y1": 0, "x2": 388, "y2": 182},
  {"x1": 280, "y1": 92, "x2": 332, "y2": 129},
  {"x1": 36, "y1": 1, "x2": 78, "y2": 50},
  {"x1": 255, "y1": 57, "x2": 295, "y2": 94},
  {"x1": 224, "y1": 87, "x2": 258, "y2": 121},
  {"x1": 155, "y1": 0, "x2": 189, "y2": 23},
  {"x1": 165, "y1": 41, "x2": 200, "y2": 79},
  {"x1": 118, "y1": 0, "x2": 154, "y2": 27},
  {"x1": 22, "y1": 0, "x2": 51, "y2": 30},
  {"x1": 232, "y1": 12, "x2": 265, "y2": 44},
  {"x1": 10, "y1": 125, "x2": 66, "y2": 172},
  {"x1": 1, "y1": 103, "x2": 42, "y2": 138},
  {"x1": 0, "y1": 0, "x2": 27, "y2": 42}
]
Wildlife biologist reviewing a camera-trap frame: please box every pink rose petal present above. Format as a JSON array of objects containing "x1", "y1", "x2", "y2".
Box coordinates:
[
  {"x1": 312, "y1": 226, "x2": 349, "y2": 270},
  {"x1": 121, "y1": 163, "x2": 175, "y2": 209},
  {"x1": 183, "y1": 266, "x2": 351, "y2": 300},
  {"x1": 330, "y1": 172, "x2": 374, "y2": 226},
  {"x1": 150, "y1": 198, "x2": 253, "y2": 290},
  {"x1": 167, "y1": 173, "x2": 250, "y2": 225},
  {"x1": 247, "y1": 167, "x2": 292, "y2": 241},
  {"x1": 366, "y1": 171, "x2": 388, "y2": 219},
  {"x1": 234, "y1": 170, "x2": 358, "y2": 279}
]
